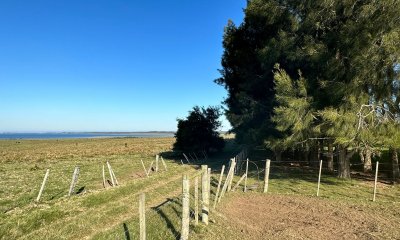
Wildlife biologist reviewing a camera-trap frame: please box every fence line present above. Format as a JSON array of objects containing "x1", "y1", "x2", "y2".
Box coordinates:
[
  {"x1": 122, "y1": 153, "x2": 397, "y2": 239},
  {"x1": 30, "y1": 148, "x2": 399, "y2": 239}
]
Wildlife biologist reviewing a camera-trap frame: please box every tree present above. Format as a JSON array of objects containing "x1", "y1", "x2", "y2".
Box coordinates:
[
  {"x1": 174, "y1": 106, "x2": 225, "y2": 153},
  {"x1": 217, "y1": 0, "x2": 400, "y2": 178}
]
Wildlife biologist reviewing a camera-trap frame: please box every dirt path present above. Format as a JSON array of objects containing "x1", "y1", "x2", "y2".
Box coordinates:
[{"x1": 207, "y1": 193, "x2": 400, "y2": 240}]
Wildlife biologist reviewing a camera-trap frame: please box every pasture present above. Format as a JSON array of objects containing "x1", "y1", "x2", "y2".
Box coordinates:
[{"x1": 1, "y1": 137, "x2": 400, "y2": 239}]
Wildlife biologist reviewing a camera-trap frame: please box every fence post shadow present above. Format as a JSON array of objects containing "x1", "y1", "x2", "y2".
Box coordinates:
[
  {"x1": 151, "y1": 198, "x2": 181, "y2": 239},
  {"x1": 122, "y1": 223, "x2": 131, "y2": 240}
]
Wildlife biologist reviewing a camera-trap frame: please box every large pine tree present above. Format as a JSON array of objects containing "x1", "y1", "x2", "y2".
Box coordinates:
[{"x1": 217, "y1": 0, "x2": 400, "y2": 178}]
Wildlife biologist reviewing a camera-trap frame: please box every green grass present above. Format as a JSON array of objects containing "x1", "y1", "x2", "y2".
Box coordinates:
[
  {"x1": 2, "y1": 138, "x2": 400, "y2": 239},
  {"x1": 0, "y1": 137, "x2": 200, "y2": 239}
]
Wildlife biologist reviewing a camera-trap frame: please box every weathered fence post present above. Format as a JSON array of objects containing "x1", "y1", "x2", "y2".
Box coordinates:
[
  {"x1": 373, "y1": 161, "x2": 379, "y2": 202},
  {"x1": 183, "y1": 153, "x2": 190, "y2": 164},
  {"x1": 263, "y1": 159, "x2": 271, "y2": 193},
  {"x1": 139, "y1": 193, "x2": 146, "y2": 240},
  {"x1": 141, "y1": 159, "x2": 149, "y2": 178},
  {"x1": 161, "y1": 156, "x2": 168, "y2": 171},
  {"x1": 317, "y1": 160, "x2": 322, "y2": 197},
  {"x1": 155, "y1": 155, "x2": 159, "y2": 172},
  {"x1": 68, "y1": 166, "x2": 80, "y2": 196},
  {"x1": 102, "y1": 164, "x2": 106, "y2": 188},
  {"x1": 194, "y1": 176, "x2": 199, "y2": 225},
  {"x1": 213, "y1": 165, "x2": 225, "y2": 209},
  {"x1": 147, "y1": 161, "x2": 154, "y2": 176},
  {"x1": 107, "y1": 161, "x2": 115, "y2": 186},
  {"x1": 201, "y1": 165, "x2": 209, "y2": 225},
  {"x1": 227, "y1": 159, "x2": 236, "y2": 191},
  {"x1": 110, "y1": 165, "x2": 119, "y2": 186},
  {"x1": 218, "y1": 159, "x2": 235, "y2": 202},
  {"x1": 181, "y1": 174, "x2": 190, "y2": 240},
  {"x1": 232, "y1": 173, "x2": 247, "y2": 191},
  {"x1": 244, "y1": 159, "x2": 249, "y2": 192},
  {"x1": 36, "y1": 169, "x2": 50, "y2": 202},
  {"x1": 208, "y1": 167, "x2": 211, "y2": 195}
]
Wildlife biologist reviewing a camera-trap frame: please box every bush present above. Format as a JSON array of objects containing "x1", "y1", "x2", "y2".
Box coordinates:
[{"x1": 174, "y1": 106, "x2": 225, "y2": 153}]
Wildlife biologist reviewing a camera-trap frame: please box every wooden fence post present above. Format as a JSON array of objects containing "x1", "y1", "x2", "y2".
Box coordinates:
[
  {"x1": 141, "y1": 159, "x2": 149, "y2": 178},
  {"x1": 232, "y1": 173, "x2": 247, "y2": 191},
  {"x1": 208, "y1": 168, "x2": 211, "y2": 195},
  {"x1": 107, "y1": 161, "x2": 115, "y2": 186},
  {"x1": 183, "y1": 153, "x2": 190, "y2": 164},
  {"x1": 110, "y1": 166, "x2": 119, "y2": 186},
  {"x1": 36, "y1": 169, "x2": 50, "y2": 202},
  {"x1": 139, "y1": 193, "x2": 146, "y2": 240},
  {"x1": 263, "y1": 159, "x2": 271, "y2": 193},
  {"x1": 218, "y1": 160, "x2": 235, "y2": 202},
  {"x1": 161, "y1": 157, "x2": 168, "y2": 171},
  {"x1": 194, "y1": 176, "x2": 199, "y2": 225},
  {"x1": 147, "y1": 161, "x2": 154, "y2": 176},
  {"x1": 102, "y1": 164, "x2": 106, "y2": 188},
  {"x1": 201, "y1": 165, "x2": 209, "y2": 225},
  {"x1": 227, "y1": 159, "x2": 236, "y2": 191},
  {"x1": 68, "y1": 166, "x2": 80, "y2": 196},
  {"x1": 181, "y1": 174, "x2": 190, "y2": 240},
  {"x1": 155, "y1": 155, "x2": 159, "y2": 172},
  {"x1": 244, "y1": 159, "x2": 249, "y2": 192},
  {"x1": 373, "y1": 161, "x2": 379, "y2": 202},
  {"x1": 317, "y1": 160, "x2": 322, "y2": 197},
  {"x1": 213, "y1": 165, "x2": 225, "y2": 209}
]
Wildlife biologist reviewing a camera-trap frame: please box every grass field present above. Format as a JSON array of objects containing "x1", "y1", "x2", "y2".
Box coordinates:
[
  {"x1": 1, "y1": 137, "x2": 400, "y2": 239},
  {"x1": 0, "y1": 137, "x2": 199, "y2": 239}
]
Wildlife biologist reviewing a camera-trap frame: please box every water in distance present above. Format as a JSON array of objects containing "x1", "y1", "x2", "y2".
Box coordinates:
[{"x1": 0, "y1": 132, "x2": 175, "y2": 140}]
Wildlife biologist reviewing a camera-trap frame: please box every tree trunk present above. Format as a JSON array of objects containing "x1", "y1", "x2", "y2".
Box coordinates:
[
  {"x1": 390, "y1": 148, "x2": 400, "y2": 183},
  {"x1": 338, "y1": 145, "x2": 351, "y2": 178},
  {"x1": 364, "y1": 147, "x2": 372, "y2": 172},
  {"x1": 359, "y1": 149, "x2": 365, "y2": 164},
  {"x1": 327, "y1": 142, "x2": 334, "y2": 172}
]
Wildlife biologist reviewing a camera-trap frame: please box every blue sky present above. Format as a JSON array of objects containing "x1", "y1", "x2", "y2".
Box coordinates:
[{"x1": 0, "y1": 0, "x2": 246, "y2": 132}]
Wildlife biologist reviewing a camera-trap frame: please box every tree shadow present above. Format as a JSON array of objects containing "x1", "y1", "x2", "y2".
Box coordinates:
[
  {"x1": 267, "y1": 164, "x2": 342, "y2": 185},
  {"x1": 159, "y1": 139, "x2": 239, "y2": 168}
]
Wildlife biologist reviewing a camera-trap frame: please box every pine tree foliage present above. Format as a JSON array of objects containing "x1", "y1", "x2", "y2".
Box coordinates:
[
  {"x1": 217, "y1": 0, "x2": 400, "y2": 178},
  {"x1": 269, "y1": 65, "x2": 316, "y2": 149},
  {"x1": 218, "y1": 0, "x2": 400, "y2": 145}
]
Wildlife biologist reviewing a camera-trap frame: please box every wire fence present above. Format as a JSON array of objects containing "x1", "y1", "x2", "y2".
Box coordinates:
[
  {"x1": 82, "y1": 153, "x2": 400, "y2": 239},
  {"x1": 25, "y1": 150, "x2": 400, "y2": 239}
]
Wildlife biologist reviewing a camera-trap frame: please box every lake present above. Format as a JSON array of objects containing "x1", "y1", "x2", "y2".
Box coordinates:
[{"x1": 0, "y1": 132, "x2": 175, "y2": 140}]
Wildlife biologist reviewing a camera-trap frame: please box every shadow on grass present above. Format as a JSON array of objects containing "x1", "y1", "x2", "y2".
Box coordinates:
[
  {"x1": 122, "y1": 223, "x2": 131, "y2": 240},
  {"x1": 76, "y1": 186, "x2": 85, "y2": 194},
  {"x1": 50, "y1": 190, "x2": 65, "y2": 200},
  {"x1": 151, "y1": 198, "x2": 181, "y2": 240},
  {"x1": 159, "y1": 139, "x2": 240, "y2": 171}
]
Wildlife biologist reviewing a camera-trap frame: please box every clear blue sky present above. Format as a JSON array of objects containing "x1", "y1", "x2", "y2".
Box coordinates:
[{"x1": 0, "y1": 0, "x2": 246, "y2": 132}]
